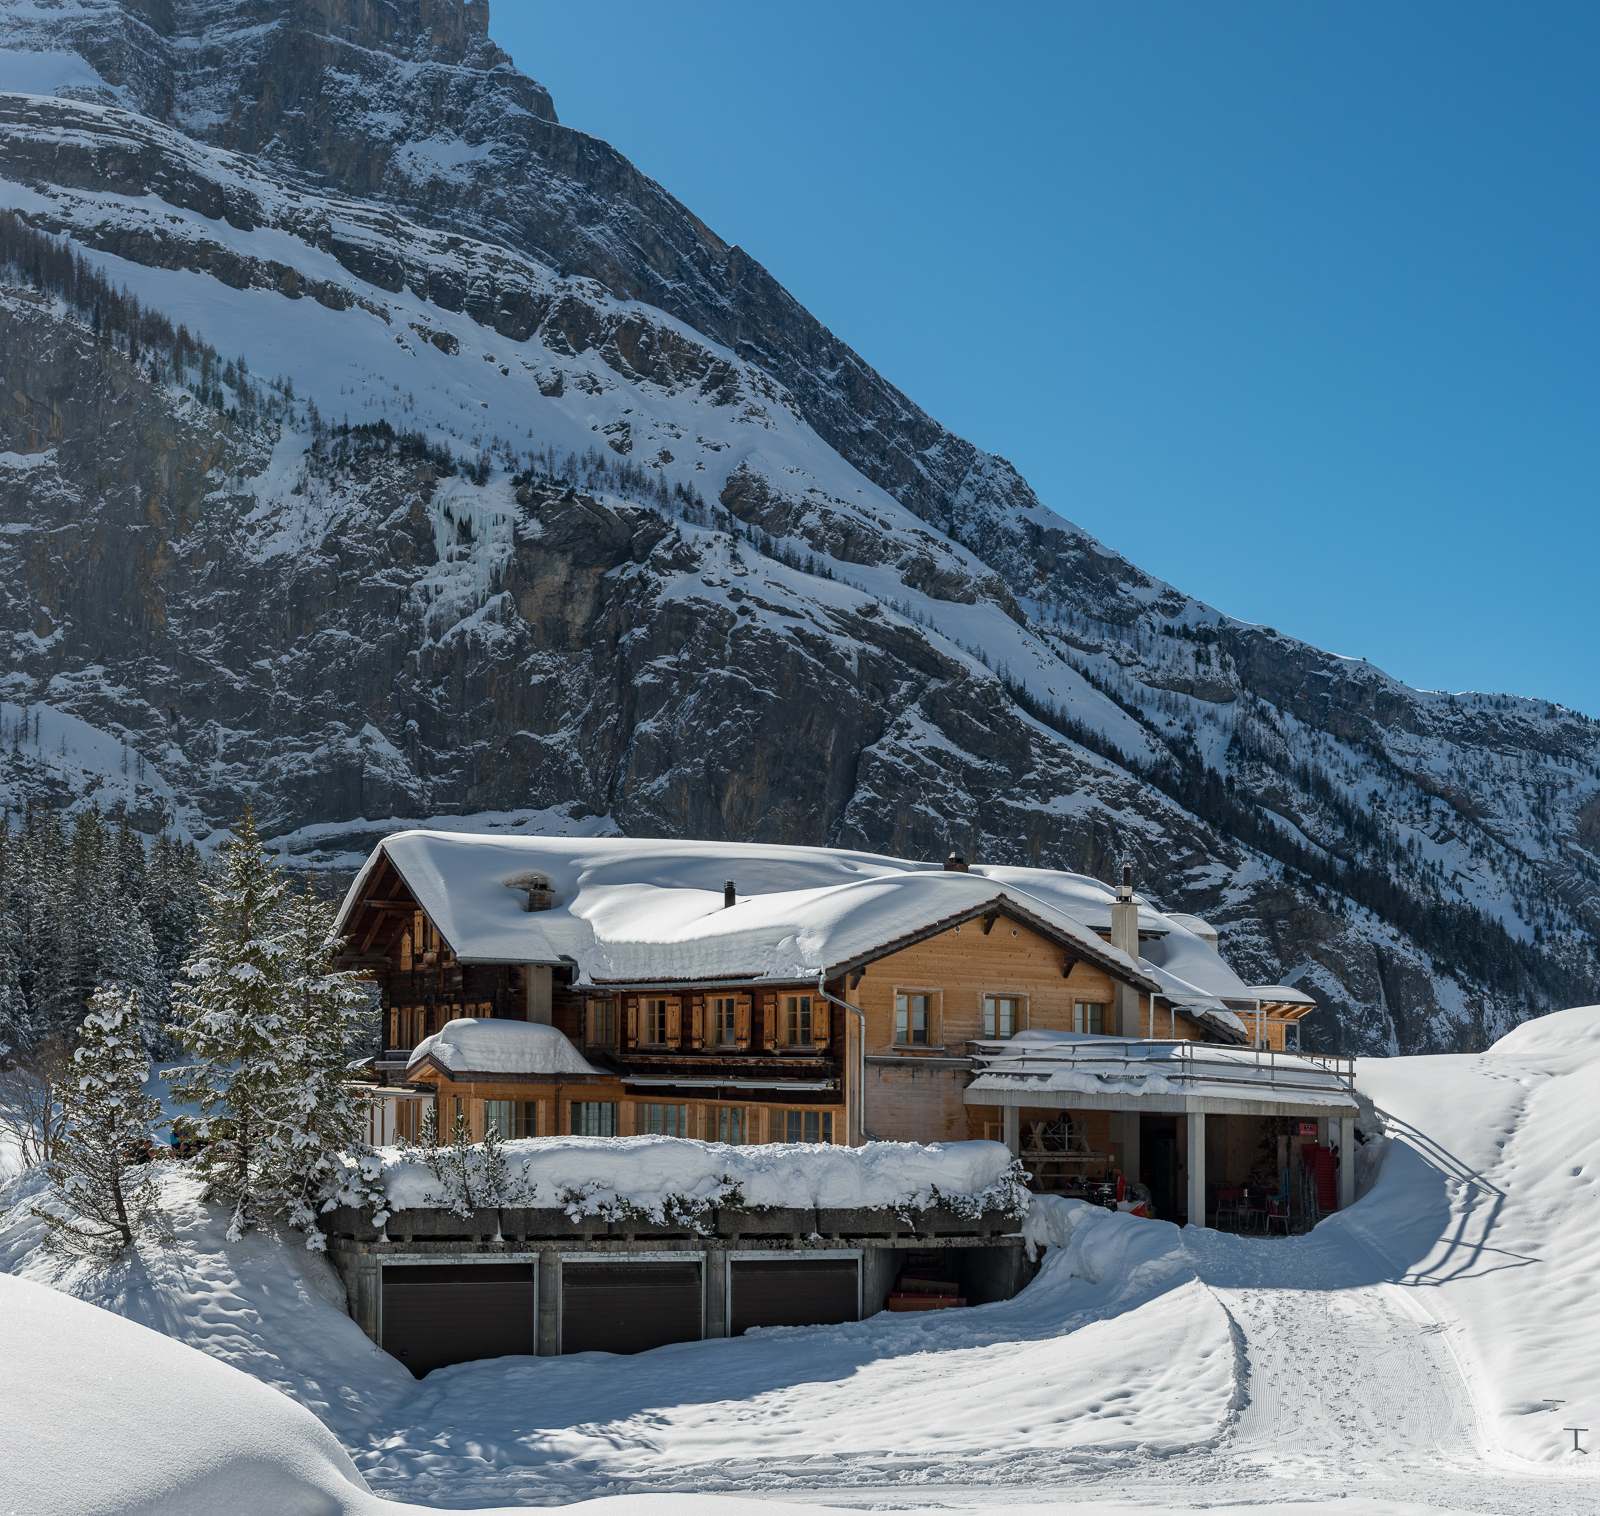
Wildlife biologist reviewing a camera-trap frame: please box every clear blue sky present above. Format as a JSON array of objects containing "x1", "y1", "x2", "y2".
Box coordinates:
[{"x1": 495, "y1": 3, "x2": 1600, "y2": 715}]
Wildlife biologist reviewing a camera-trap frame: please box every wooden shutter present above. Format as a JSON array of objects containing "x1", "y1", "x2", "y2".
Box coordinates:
[
  {"x1": 735, "y1": 995, "x2": 752, "y2": 1049},
  {"x1": 666, "y1": 997, "x2": 682, "y2": 1045},
  {"x1": 761, "y1": 993, "x2": 778, "y2": 1051},
  {"x1": 690, "y1": 996, "x2": 705, "y2": 1049},
  {"x1": 536, "y1": 1099, "x2": 548, "y2": 1137},
  {"x1": 621, "y1": 1101, "x2": 636, "y2": 1137},
  {"x1": 812, "y1": 995, "x2": 830, "y2": 1049},
  {"x1": 626, "y1": 996, "x2": 639, "y2": 1046},
  {"x1": 757, "y1": 1107, "x2": 771, "y2": 1144}
]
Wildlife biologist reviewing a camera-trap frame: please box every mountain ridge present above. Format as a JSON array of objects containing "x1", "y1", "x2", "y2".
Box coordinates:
[{"x1": 0, "y1": 0, "x2": 1597, "y2": 1058}]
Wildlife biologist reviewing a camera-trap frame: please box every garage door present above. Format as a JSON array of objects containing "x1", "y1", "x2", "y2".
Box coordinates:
[
  {"x1": 561, "y1": 1260, "x2": 702, "y2": 1355},
  {"x1": 382, "y1": 1263, "x2": 536, "y2": 1378},
  {"x1": 730, "y1": 1257, "x2": 860, "y2": 1336}
]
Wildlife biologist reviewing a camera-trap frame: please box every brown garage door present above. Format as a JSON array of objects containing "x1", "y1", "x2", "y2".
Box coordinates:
[
  {"x1": 382, "y1": 1263, "x2": 536, "y2": 1378},
  {"x1": 561, "y1": 1260, "x2": 702, "y2": 1355},
  {"x1": 730, "y1": 1257, "x2": 859, "y2": 1336}
]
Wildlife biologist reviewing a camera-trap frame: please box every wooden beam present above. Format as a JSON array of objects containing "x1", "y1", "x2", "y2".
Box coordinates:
[
  {"x1": 362, "y1": 899, "x2": 415, "y2": 912},
  {"x1": 848, "y1": 968, "x2": 864, "y2": 990},
  {"x1": 981, "y1": 910, "x2": 999, "y2": 936},
  {"x1": 1060, "y1": 954, "x2": 1079, "y2": 979}
]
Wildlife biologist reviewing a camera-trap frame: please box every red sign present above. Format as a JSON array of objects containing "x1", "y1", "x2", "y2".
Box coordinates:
[{"x1": 1296, "y1": 1121, "x2": 1318, "y2": 1137}]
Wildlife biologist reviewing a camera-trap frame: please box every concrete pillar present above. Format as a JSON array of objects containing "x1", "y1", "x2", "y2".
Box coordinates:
[
  {"x1": 704, "y1": 1249, "x2": 729, "y2": 1338},
  {"x1": 1186, "y1": 1109, "x2": 1206, "y2": 1227},
  {"x1": 1109, "y1": 1110, "x2": 1141, "y2": 1185},
  {"x1": 1338, "y1": 1116, "x2": 1356, "y2": 1210},
  {"x1": 526, "y1": 965, "x2": 553, "y2": 1023},
  {"x1": 1002, "y1": 1104, "x2": 1020, "y2": 1157},
  {"x1": 537, "y1": 1251, "x2": 560, "y2": 1355},
  {"x1": 335, "y1": 1251, "x2": 382, "y2": 1345}
]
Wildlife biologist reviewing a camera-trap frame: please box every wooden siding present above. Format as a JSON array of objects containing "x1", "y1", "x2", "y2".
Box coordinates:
[{"x1": 855, "y1": 918, "x2": 1148, "y2": 1051}]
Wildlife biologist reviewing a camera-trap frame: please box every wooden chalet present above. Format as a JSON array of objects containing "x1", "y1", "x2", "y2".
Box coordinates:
[{"x1": 334, "y1": 834, "x2": 1350, "y2": 1228}]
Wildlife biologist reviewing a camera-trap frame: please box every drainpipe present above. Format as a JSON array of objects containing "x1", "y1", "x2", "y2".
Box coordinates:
[{"x1": 815, "y1": 972, "x2": 875, "y2": 1145}]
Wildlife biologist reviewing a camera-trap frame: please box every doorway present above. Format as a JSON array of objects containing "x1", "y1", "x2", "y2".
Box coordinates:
[{"x1": 1140, "y1": 1113, "x2": 1179, "y2": 1223}]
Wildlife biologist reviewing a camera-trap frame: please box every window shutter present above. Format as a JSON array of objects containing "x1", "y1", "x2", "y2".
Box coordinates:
[
  {"x1": 666, "y1": 997, "x2": 682, "y2": 1045},
  {"x1": 812, "y1": 996, "x2": 830, "y2": 1049},
  {"x1": 761, "y1": 993, "x2": 778, "y2": 1051},
  {"x1": 735, "y1": 995, "x2": 752, "y2": 1049},
  {"x1": 757, "y1": 1106, "x2": 771, "y2": 1144},
  {"x1": 537, "y1": 1098, "x2": 548, "y2": 1137},
  {"x1": 690, "y1": 996, "x2": 705, "y2": 1049},
  {"x1": 620, "y1": 1101, "x2": 636, "y2": 1137},
  {"x1": 626, "y1": 997, "x2": 639, "y2": 1046}
]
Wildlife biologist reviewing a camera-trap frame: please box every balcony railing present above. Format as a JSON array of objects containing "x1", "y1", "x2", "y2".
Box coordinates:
[{"x1": 965, "y1": 1037, "x2": 1356, "y2": 1098}]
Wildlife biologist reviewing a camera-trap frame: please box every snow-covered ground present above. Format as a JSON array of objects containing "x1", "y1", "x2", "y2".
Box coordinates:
[{"x1": 9, "y1": 1008, "x2": 1600, "y2": 1513}]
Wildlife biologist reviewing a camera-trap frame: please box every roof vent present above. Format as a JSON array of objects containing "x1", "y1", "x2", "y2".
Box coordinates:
[
  {"x1": 724, "y1": 880, "x2": 737, "y2": 909},
  {"x1": 945, "y1": 852, "x2": 968, "y2": 873},
  {"x1": 504, "y1": 872, "x2": 553, "y2": 912}
]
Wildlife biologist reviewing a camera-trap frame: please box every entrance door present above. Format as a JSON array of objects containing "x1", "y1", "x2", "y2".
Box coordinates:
[
  {"x1": 560, "y1": 1260, "x2": 703, "y2": 1354},
  {"x1": 381, "y1": 1263, "x2": 536, "y2": 1378},
  {"x1": 729, "y1": 1257, "x2": 859, "y2": 1336}
]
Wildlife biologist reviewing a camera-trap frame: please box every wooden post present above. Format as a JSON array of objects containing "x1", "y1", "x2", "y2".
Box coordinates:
[{"x1": 1186, "y1": 1109, "x2": 1206, "y2": 1227}]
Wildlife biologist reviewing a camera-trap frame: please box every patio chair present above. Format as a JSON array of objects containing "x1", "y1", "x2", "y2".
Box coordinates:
[{"x1": 1214, "y1": 1186, "x2": 1246, "y2": 1230}]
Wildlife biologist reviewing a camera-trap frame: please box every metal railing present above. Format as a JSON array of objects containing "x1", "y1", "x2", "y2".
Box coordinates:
[{"x1": 964, "y1": 1037, "x2": 1355, "y2": 1097}]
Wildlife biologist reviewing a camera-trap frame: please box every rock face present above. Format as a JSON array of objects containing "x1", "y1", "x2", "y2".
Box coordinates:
[{"x1": 1, "y1": 0, "x2": 1598, "y2": 1056}]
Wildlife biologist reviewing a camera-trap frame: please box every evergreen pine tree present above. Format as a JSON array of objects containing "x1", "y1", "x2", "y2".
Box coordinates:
[
  {"x1": 30, "y1": 986, "x2": 161, "y2": 1259},
  {"x1": 144, "y1": 832, "x2": 208, "y2": 1055},
  {"x1": 167, "y1": 807, "x2": 288, "y2": 1240},
  {"x1": 262, "y1": 876, "x2": 374, "y2": 1249}
]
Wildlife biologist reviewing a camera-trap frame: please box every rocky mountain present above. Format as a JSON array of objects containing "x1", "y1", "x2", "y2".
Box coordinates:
[{"x1": 0, "y1": 0, "x2": 1597, "y2": 1056}]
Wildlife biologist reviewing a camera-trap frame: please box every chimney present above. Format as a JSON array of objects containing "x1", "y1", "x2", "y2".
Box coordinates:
[
  {"x1": 1110, "y1": 852, "x2": 1139, "y2": 958},
  {"x1": 944, "y1": 852, "x2": 968, "y2": 873},
  {"x1": 519, "y1": 874, "x2": 553, "y2": 912},
  {"x1": 724, "y1": 880, "x2": 737, "y2": 909},
  {"x1": 1110, "y1": 851, "x2": 1141, "y2": 1039}
]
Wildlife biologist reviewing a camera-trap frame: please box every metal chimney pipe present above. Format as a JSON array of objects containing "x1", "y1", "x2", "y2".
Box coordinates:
[{"x1": 724, "y1": 880, "x2": 736, "y2": 909}]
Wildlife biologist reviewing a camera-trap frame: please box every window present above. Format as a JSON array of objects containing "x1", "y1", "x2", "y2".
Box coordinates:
[
  {"x1": 785, "y1": 1110, "x2": 833, "y2": 1144},
  {"x1": 588, "y1": 999, "x2": 618, "y2": 1047},
  {"x1": 712, "y1": 996, "x2": 739, "y2": 1046},
  {"x1": 514, "y1": 1101, "x2": 539, "y2": 1137},
  {"x1": 713, "y1": 1105, "x2": 746, "y2": 1144},
  {"x1": 640, "y1": 1103, "x2": 688, "y2": 1137},
  {"x1": 453, "y1": 1095, "x2": 467, "y2": 1137},
  {"x1": 482, "y1": 1100, "x2": 513, "y2": 1140},
  {"x1": 1284, "y1": 1021, "x2": 1301, "y2": 1051},
  {"x1": 571, "y1": 1101, "x2": 618, "y2": 1137},
  {"x1": 644, "y1": 998, "x2": 669, "y2": 1045},
  {"x1": 784, "y1": 994, "x2": 813, "y2": 1045},
  {"x1": 895, "y1": 992, "x2": 932, "y2": 1046},
  {"x1": 1073, "y1": 1001, "x2": 1105, "y2": 1034},
  {"x1": 984, "y1": 995, "x2": 1022, "y2": 1038}
]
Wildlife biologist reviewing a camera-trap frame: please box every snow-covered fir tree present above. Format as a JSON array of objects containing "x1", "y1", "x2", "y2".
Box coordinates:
[
  {"x1": 0, "y1": 802, "x2": 205, "y2": 1055},
  {"x1": 261, "y1": 876, "x2": 375, "y2": 1249},
  {"x1": 168, "y1": 806, "x2": 289, "y2": 1240},
  {"x1": 30, "y1": 986, "x2": 162, "y2": 1259}
]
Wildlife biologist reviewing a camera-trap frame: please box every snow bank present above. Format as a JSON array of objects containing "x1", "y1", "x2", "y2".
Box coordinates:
[
  {"x1": 0, "y1": 1270, "x2": 390, "y2": 1516},
  {"x1": 1353, "y1": 1003, "x2": 1600, "y2": 1464},
  {"x1": 407, "y1": 1016, "x2": 600, "y2": 1076},
  {"x1": 374, "y1": 1134, "x2": 1029, "y2": 1222},
  {"x1": 1023, "y1": 1194, "x2": 1190, "y2": 1290}
]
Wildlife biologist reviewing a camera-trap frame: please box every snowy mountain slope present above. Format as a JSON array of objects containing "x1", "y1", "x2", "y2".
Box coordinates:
[{"x1": 0, "y1": 4, "x2": 1596, "y2": 1055}]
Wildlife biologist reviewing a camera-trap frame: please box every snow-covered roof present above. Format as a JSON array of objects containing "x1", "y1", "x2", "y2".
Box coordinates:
[
  {"x1": 1245, "y1": 984, "x2": 1318, "y2": 1008},
  {"x1": 407, "y1": 1018, "x2": 601, "y2": 1077},
  {"x1": 338, "y1": 832, "x2": 1169, "y2": 993},
  {"x1": 965, "y1": 1031, "x2": 1357, "y2": 1113}
]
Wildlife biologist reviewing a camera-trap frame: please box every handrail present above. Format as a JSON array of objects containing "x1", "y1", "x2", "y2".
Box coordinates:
[{"x1": 965, "y1": 1036, "x2": 1356, "y2": 1096}]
